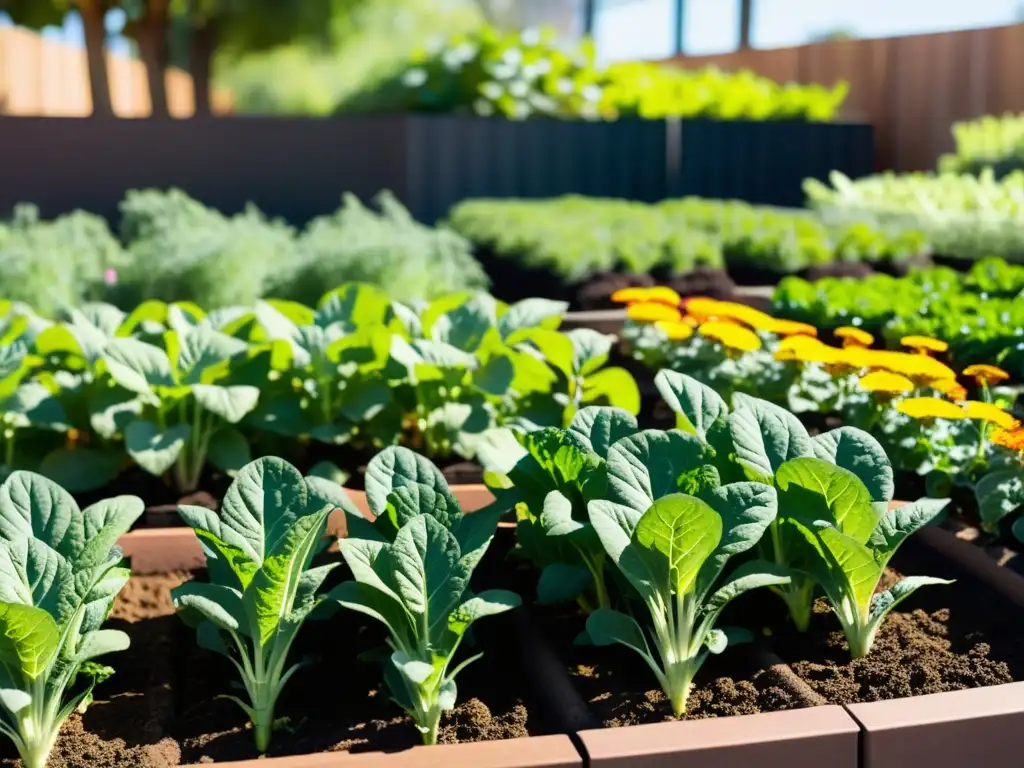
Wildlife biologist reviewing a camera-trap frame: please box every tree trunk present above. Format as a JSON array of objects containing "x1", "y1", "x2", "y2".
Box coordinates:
[
  {"x1": 135, "y1": 1, "x2": 171, "y2": 118},
  {"x1": 77, "y1": 0, "x2": 113, "y2": 117},
  {"x1": 190, "y1": 20, "x2": 218, "y2": 116},
  {"x1": 738, "y1": 0, "x2": 753, "y2": 49}
]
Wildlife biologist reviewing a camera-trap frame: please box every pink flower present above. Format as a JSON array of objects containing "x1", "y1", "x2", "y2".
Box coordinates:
[{"x1": 103, "y1": 268, "x2": 117, "y2": 286}]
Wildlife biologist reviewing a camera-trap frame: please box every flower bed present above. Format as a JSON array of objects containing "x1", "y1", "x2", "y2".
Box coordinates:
[{"x1": 615, "y1": 287, "x2": 1024, "y2": 549}]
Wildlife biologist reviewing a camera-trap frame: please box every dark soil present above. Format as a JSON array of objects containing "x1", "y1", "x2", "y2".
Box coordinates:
[
  {"x1": 18, "y1": 552, "x2": 540, "y2": 767},
  {"x1": 525, "y1": 539, "x2": 1024, "y2": 728}
]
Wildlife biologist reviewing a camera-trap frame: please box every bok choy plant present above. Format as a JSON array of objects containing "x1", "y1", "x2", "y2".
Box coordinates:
[
  {"x1": 103, "y1": 320, "x2": 259, "y2": 493},
  {"x1": 774, "y1": 457, "x2": 951, "y2": 657},
  {"x1": 334, "y1": 447, "x2": 520, "y2": 745},
  {"x1": 171, "y1": 457, "x2": 349, "y2": 752},
  {"x1": 587, "y1": 488, "x2": 789, "y2": 717},
  {"x1": 0, "y1": 471, "x2": 142, "y2": 768}
]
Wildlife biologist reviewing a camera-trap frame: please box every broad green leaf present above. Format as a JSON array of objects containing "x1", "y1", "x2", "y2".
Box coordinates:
[
  {"x1": 582, "y1": 367, "x2": 640, "y2": 415},
  {"x1": 431, "y1": 293, "x2": 496, "y2": 353},
  {"x1": 705, "y1": 560, "x2": 791, "y2": 612},
  {"x1": 586, "y1": 609, "x2": 654, "y2": 661},
  {"x1": 636, "y1": 494, "x2": 721, "y2": 595},
  {"x1": 976, "y1": 469, "x2": 1024, "y2": 534},
  {"x1": 474, "y1": 355, "x2": 515, "y2": 397},
  {"x1": 816, "y1": 524, "x2": 880, "y2": 614},
  {"x1": 654, "y1": 370, "x2": 729, "y2": 441},
  {"x1": 446, "y1": 589, "x2": 520, "y2": 639},
  {"x1": 4, "y1": 382, "x2": 67, "y2": 428},
  {"x1": 88, "y1": 387, "x2": 142, "y2": 440},
  {"x1": 539, "y1": 490, "x2": 583, "y2": 537},
  {"x1": 78, "y1": 496, "x2": 144, "y2": 569},
  {"x1": 193, "y1": 384, "x2": 260, "y2": 424},
  {"x1": 729, "y1": 395, "x2": 813, "y2": 482},
  {"x1": 498, "y1": 299, "x2": 566, "y2": 340},
  {"x1": 695, "y1": 482, "x2": 778, "y2": 599},
  {"x1": 38, "y1": 449, "x2": 122, "y2": 494},
  {"x1": 384, "y1": 482, "x2": 459, "y2": 534},
  {"x1": 868, "y1": 575, "x2": 953, "y2": 624},
  {"x1": 330, "y1": 580, "x2": 413, "y2": 643},
  {"x1": 207, "y1": 428, "x2": 252, "y2": 474},
  {"x1": 172, "y1": 582, "x2": 245, "y2": 632},
  {"x1": 606, "y1": 430, "x2": 705, "y2": 514},
  {"x1": 812, "y1": 427, "x2": 894, "y2": 503},
  {"x1": 568, "y1": 406, "x2": 638, "y2": 459},
  {"x1": 317, "y1": 283, "x2": 391, "y2": 331},
  {"x1": 776, "y1": 458, "x2": 878, "y2": 544},
  {"x1": 536, "y1": 563, "x2": 592, "y2": 605},
  {"x1": 365, "y1": 447, "x2": 457, "y2": 520},
  {"x1": 588, "y1": 500, "x2": 642, "y2": 566},
  {"x1": 0, "y1": 603, "x2": 60, "y2": 679},
  {"x1": 307, "y1": 461, "x2": 350, "y2": 488},
  {"x1": 868, "y1": 498, "x2": 950, "y2": 569},
  {"x1": 567, "y1": 329, "x2": 612, "y2": 376},
  {"x1": 391, "y1": 516, "x2": 469, "y2": 636},
  {"x1": 124, "y1": 421, "x2": 189, "y2": 476},
  {"x1": 0, "y1": 471, "x2": 83, "y2": 561},
  {"x1": 508, "y1": 328, "x2": 574, "y2": 378},
  {"x1": 102, "y1": 338, "x2": 175, "y2": 396},
  {"x1": 411, "y1": 339, "x2": 476, "y2": 370}
]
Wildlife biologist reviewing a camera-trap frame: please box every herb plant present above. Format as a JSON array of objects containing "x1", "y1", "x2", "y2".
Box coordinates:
[
  {"x1": 171, "y1": 457, "x2": 348, "y2": 752},
  {"x1": 0, "y1": 471, "x2": 142, "y2": 768},
  {"x1": 587, "y1": 489, "x2": 788, "y2": 717},
  {"x1": 334, "y1": 447, "x2": 520, "y2": 745}
]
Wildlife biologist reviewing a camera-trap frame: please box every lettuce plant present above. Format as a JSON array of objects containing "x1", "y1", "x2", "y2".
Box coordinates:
[
  {"x1": 334, "y1": 447, "x2": 520, "y2": 745},
  {"x1": 774, "y1": 457, "x2": 951, "y2": 657},
  {"x1": 0, "y1": 471, "x2": 142, "y2": 768},
  {"x1": 102, "y1": 321, "x2": 259, "y2": 493},
  {"x1": 171, "y1": 457, "x2": 348, "y2": 752},
  {"x1": 587, "y1": 490, "x2": 789, "y2": 717},
  {"x1": 0, "y1": 342, "x2": 67, "y2": 483}
]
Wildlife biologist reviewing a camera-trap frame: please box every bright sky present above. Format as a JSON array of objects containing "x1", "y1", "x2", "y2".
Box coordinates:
[{"x1": 2, "y1": 0, "x2": 1022, "y2": 61}]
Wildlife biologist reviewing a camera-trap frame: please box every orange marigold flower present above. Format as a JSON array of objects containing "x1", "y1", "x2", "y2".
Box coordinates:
[
  {"x1": 656, "y1": 319, "x2": 695, "y2": 341},
  {"x1": 901, "y1": 335, "x2": 949, "y2": 355},
  {"x1": 859, "y1": 371, "x2": 914, "y2": 395},
  {"x1": 990, "y1": 427, "x2": 1024, "y2": 452},
  {"x1": 683, "y1": 297, "x2": 776, "y2": 331},
  {"x1": 963, "y1": 364, "x2": 1010, "y2": 386},
  {"x1": 835, "y1": 327, "x2": 874, "y2": 348},
  {"x1": 962, "y1": 401, "x2": 1021, "y2": 430},
  {"x1": 932, "y1": 377, "x2": 968, "y2": 401},
  {"x1": 897, "y1": 397, "x2": 966, "y2": 421},
  {"x1": 627, "y1": 302, "x2": 681, "y2": 324},
  {"x1": 767, "y1": 319, "x2": 818, "y2": 337},
  {"x1": 699, "y1": 320, "x2": 762, "y2": 352}
]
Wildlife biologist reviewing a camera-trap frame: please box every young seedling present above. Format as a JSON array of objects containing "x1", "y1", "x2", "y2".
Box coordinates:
[
  {"x1": 171, "y1": 457, "x2": 349, "y2": 752},
  {"x1": 0, "y1": 471, "x2": 142, "y2": 768},
  {"x1": 775, "y1": 456, "x2": 951, "y2": 658},
  {"x1": 587, "y1": 487, "x2": 789, "y2": 717},
  {"x1": 335, "y1": 447, "x2": 520, "y2": 745}
]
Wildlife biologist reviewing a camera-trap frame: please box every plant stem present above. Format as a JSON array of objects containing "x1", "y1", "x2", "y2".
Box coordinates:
[
  {"x1": 3, "y1": 428, "x2": 14, "y2": 469},
  {"x1": 422, "y1": 707, "x2": 442, "y2": 746},
  {"x1": 976, "y1": 421, "x2": 989, "y2": 463}
]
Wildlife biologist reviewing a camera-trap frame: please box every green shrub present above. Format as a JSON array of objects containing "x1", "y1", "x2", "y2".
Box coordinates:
[{"x1": 938, "y1": 113, "x2": 1024, "y2": 177}]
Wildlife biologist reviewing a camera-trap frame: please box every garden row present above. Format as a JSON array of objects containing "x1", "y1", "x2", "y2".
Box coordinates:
[
  {"x1": 341, "y1": 25, "x2": 850, "y2": 122},
  {"x1": 615, "y1": 287, "x2": 1024, "y2": 544},
  {"x1": 0, "y1": 190, "x2": 487, "y2": 317},
  {"x1": 939, "y1": 112, "x2": 1024, "y2": 177},
  {"x1": 446, "y1": 196, "x2": 929, "y2": 306},
  {"x1": 0, "y1": 283, "x2": 637, "y2": 507},
  {"x1": 3, "y1": 372, "x2": 1023, "y2": 767}
]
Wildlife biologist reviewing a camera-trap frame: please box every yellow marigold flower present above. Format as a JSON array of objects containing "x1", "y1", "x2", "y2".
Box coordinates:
[
  {"x1": 901, "y1": 335, "x2": 949, "y2": 355},
  {"x1": 685, "y1": 297, "x2": 725, "y2": 320},
  {"x1": 768, "y1": 319, "x2": 818, "y2": 338},
  {"x1": 932, "y1": 378, "x2": 967, "y2": 401},
  {"x1": 679, "y1": 315, "x2": 700, "y2": 328},
  {"x1": 656, "y1": 319, "x2": 695, "y2": 341},
  {"x1": 611, "y1": 286, "x2": 681, "y2": 307},
  {"x1": 963, "y1": 364, "x2": 1010, "y2": 386},
  {"x1": 699, "y1": 320, "x2": 761, "y2": 352},
  {"x1": 897, "y1": 397, "x2": 966, "y2": 421},
  {"x1": 835, "y1": 327, "x2": 874, "y2": 348},
  {"x1": 859, "y1": 371, "x2": 914, "y2": 394},
  {"x1": 991, "y1": 427, "x2": 1024, "y2": 452},
  {"x1": 712, "y1": 301, "x2": 776, "y2": 331},
  {"x1": 962, "y1": 401, "x2": 1021, "y2": 429},
  {"x1": 627, "y1": 302, "x2": 681, "y2": 324}
]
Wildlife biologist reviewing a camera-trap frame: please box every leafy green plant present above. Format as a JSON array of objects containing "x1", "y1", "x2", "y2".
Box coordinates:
[
  {"x1": 0, "y1": 341, "x2": 67, "y2": 484},
  {"x1": 334, "y1": 447, "x2": 520, "y2": 745},
  {"x1": 171, "y1": 457, "x2": 348, "y2": 752},
  {"x1": 0, "y1": 471, "x2": 142, "y2": 768},
  {"x1": 586, "y1": 490, "x2": 788, "y2": 717},
  {"x1": 774, "y1": 458, "x2": 952, "y2": 657},
  {"x1": 938, "y1": 112, "x2": 1024, "y2": 177},
  {"x1": 102, "y1": 318, "x2": 259, "y2": 493}
]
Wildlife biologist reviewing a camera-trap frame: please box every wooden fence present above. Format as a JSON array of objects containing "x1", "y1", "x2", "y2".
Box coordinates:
[
  {"x1": 0, "y1": 26, "x2": 230, "y2": 117},
  {"x1": 667, "y1": 23, "x2": 1024, "y2": 173}
]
